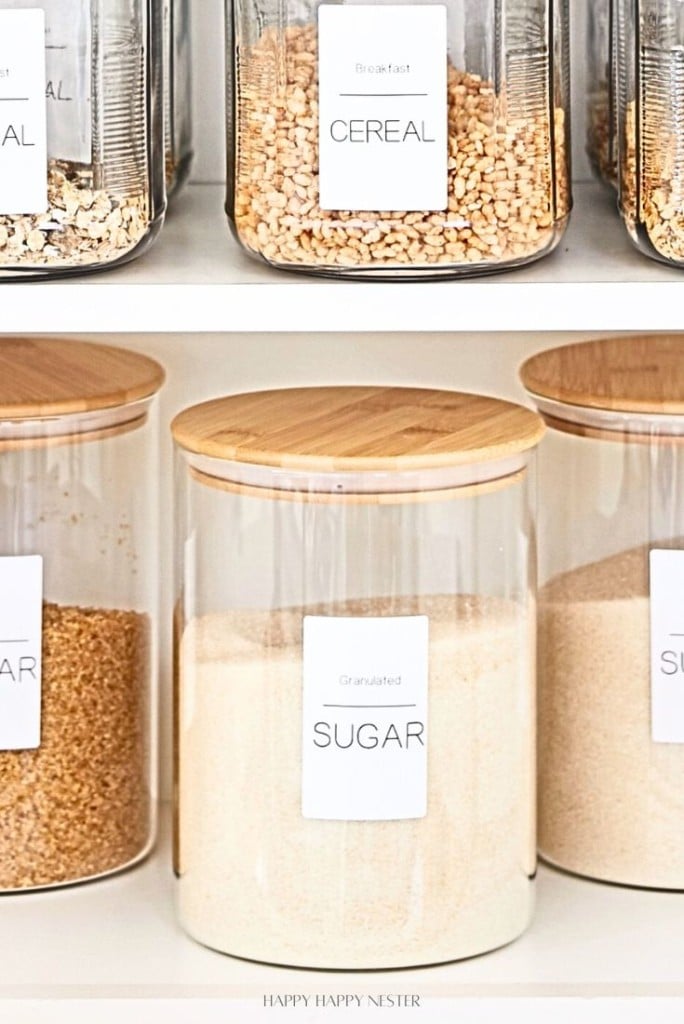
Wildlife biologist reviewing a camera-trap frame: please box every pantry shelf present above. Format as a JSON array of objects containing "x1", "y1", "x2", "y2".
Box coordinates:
[
  {"x1": 2, "y1": 182, "x2": 684, "y2": 336},
  {"x1": 2, "y1": 808, "x2": 683, "y2": 1023}
]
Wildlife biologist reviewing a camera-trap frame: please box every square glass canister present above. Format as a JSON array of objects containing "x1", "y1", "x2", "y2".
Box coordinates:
[
  {"x1": 617, "y1": 0, "x2": 684, "y2": 264},
  {"x1": 0, "y1": 0, "x2": 165, "y2": 276},
  {"x1": 226, "y1": 0, "x2": 572, "y2": 278},
  {"x1": 172, "y1": 386, "x2": 544, "y2": 967}
]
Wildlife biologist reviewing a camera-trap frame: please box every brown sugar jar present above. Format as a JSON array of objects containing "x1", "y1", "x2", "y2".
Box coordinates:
[
  {"x1": 521, "y1": 335, "x2": 684, "y2": 889},
  {"x1": 0, "y1": 338, "x2": 164, "y2": 890},
  {"x1": 226, "y1": 0, "x2": 572, "y2": 279}
]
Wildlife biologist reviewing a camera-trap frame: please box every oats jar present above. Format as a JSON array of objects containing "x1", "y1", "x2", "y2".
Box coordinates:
[
  {"x1": 227, "y1": 0, "x2": 572, "y2": 278},
  {"x1": 173, "y1": 386, "x2": 543, "y2": 968},
  {"x1": 521, "y1": 335, "x2": 684, "y2": 890},
  {"x1": 0, "y1": 338, "x2": 163, "y2": 890},
  {"x1": 165, "y1": 0, "x2": 193, "y2": 198},
  {"x1": 0, "y1": 0, "x2": 165, "y2": 277},
  {"x1": 617, "y1": 0, "x2": 684, "y2": 264}
]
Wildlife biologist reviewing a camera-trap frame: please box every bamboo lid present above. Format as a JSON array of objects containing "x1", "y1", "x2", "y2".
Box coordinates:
[
  {"x1": 0, "y1": 338, "x2": 165, "y2": 419},
  {"x1": 171, "y1": 387, "x2": 544, "y2": 472},
  {"x1": 520, "y1": 335, "x2": 684, "y2": 415}
]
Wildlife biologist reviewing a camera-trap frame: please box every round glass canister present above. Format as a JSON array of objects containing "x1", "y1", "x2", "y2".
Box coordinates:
[
  {"x1": 172, "y1": 386, "x2": 543, "y2": 968},
  {"x1": 0, "y1": 0, "x2": 165, "y2": 277},
  {"x1": 617, "y1": 0, "x2": 684, "y2": 264},
  {"x1": 226, "y1": 0, "x2": 572, "y2": 279},
  {"x1": 0, "y1": 338, "x2": 163, "y2": 891},
  {"x1": 165, "y1": 0, "x2": 193, "y2": 199},
  {"x1": 587, "y1": 0, "x2": 618, "y2": 187},
  {"x1": 521, "y1": 335, "x2": 684, "y2": 890}
]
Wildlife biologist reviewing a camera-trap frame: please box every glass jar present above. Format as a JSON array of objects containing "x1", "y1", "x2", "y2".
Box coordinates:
[
  {"x1": 617, "y1": 0, "x2": 684, "y2": 264},
  {"x1": 587, "y1": 0, "x2": 618, "y2": 187},
  {"x1": 172, "y1": 386, "x2": 543, "y2": 968},
  {"x1": 0, "y1": 338, "x2": 163, "y2": 890},
  {"x1": 165, "y1": 0, "x2": 193, "y2": 199},
  {"x1": 521, "y1": 335, "x2": 684, "y2": 890},
  {"x1": 0, "y1": 1, "x2": 165, "y2": 277},
  {"x1": 226, "y1": 0, "x2": 572, "y2": 279}
]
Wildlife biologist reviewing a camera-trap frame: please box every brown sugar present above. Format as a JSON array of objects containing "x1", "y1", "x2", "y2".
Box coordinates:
[{"x1": 0, "y1": 602, "x2": 151, "y2": 890}]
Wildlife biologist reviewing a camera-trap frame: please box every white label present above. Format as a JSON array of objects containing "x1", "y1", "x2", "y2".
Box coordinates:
[
  {"x1": 650, "y1": 549, "x2": 684, "y2": 744},
  {"x1": 318, "y1": 4, "x2": 447, "y2": 212},
  {"x1": 0, "y1": 10, "x2": 48, "y2": 214},
  {"x1": 302, "y1": 615, "x2": 428, "y2": 820},
  {"x1": 10, "y1": 0, "x2": 93, "y2": 164},
  {"x1": 0, "y1": 555, "x2": 43, "y2": 751}
]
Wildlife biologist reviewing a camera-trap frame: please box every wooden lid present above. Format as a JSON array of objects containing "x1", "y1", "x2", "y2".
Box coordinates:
[
  {"x1": 171, "y1": 387, "x2": 544, "y2": 472},
  {"x1": 520, "y1": 335, "x2": 684, "y2": 415},
  {"x1": 0, "y1": 338, "x2": 165, "y2": 419}
]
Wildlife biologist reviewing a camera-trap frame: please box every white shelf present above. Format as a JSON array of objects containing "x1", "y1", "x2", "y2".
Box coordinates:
[
  {"x1": 2, "y1": 808, "x2": 683, "y2": 1021},
  {"x1": 2, "y1": 182, "x2": 684, "y2": 336}
]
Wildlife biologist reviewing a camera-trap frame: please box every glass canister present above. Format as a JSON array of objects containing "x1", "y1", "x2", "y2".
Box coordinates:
[
  {"x1": 617, "y1": 0, "x2": 684, "y2": 264},
  {"x1": 521, "y1": 335, "x2": 684, "y2": 890},
  {"x1": 587, "y1": 0, "x2": 618, "y2": 187},
  {"x1": 226, "y1": 0, "x2": 572, "y2": 279},
  {"x1": 172, "y1": 386, "x2": 543, "y2": 968},
  {"x1": 165, "y1": 0, "x2": 193, "y2": 199},
  {"x1": 0, "y1": 338, "x2": 163, "y2": 890},
  {"x1": 0, "y1": 1, "x2": 165, "y2": 277}
]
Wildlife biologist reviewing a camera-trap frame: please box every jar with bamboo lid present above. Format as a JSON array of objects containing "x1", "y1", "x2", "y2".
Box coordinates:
[
  {"x1": 520, "y1": 335, "x2": 684, "y2": 889},
  {"x1": 0, "y1": 0, "x2": 165, "y2": 277},
  {"x1": 172, "y1": 385, "x2": 543, "y2": 968},
  {"x1": 0, "y1": 338, "x2": 164, "y2": 891}
]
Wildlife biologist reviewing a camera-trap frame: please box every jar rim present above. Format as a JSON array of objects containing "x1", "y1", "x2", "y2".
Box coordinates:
[{"x1": 181, "y1": 450, "x2": 531, "y2": 500}]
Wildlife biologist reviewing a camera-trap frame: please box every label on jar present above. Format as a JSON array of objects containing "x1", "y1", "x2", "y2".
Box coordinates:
[
  {"x1": 650, "y1": 549, "x2": 684, "y2": 744},
  {"x1": 317, "y1": 4, "x2": 447, "y2": 212},
  {"x1": 0, "y1": 555, "x2": 43, "y2": 751},
  {"x1": 302, "y1": 615, "x2": 428, "y2": 820},
  {"x1": 0, "y1": 9, "x2": 48, "y2": 215},
  {"x1": 11, "y1": 0, "x2": 93, "y2": 164}
]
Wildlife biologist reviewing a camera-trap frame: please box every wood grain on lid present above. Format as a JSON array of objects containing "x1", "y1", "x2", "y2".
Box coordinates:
[
  {"x1": 0, "y1": 338, "x2": 165, "y2": 419},
  {"x1": 520, "y1": 335, "x2": 684, "y2": 415},
  {"x1": 171, "y1": 387, "x2": 545, "y2": 471}
]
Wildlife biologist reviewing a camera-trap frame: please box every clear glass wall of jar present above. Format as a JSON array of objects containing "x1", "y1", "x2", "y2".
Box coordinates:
[
  {"x1": 165, "y1": 0, "x2": 193, "y2": 199},
  {"x1": 587, "y1": 0, "x2": 618, "y2": 187},
  {"x1": 226, "y1": 0, "x2": 572, "y2": 278},
  {"x1": 521, "y1": 335, "x2": 684, "y2": 889},
  {"x1": 617, "y1": 0, "x2": 684, "y2": 264},
  {"x1": 0, "y1": 0, "x2": 165, "y2": 277},
  {"x1": 0, "y1": 338, "x2": 164, "y2": 890},
  {"x1": 172, "y1": 386, "x2": 543, "y2": 967}
]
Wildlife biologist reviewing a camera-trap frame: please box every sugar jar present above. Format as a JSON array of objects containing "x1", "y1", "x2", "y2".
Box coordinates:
[
  {"x1": 226, "y1": 0, "x2": 572, "y2": 278},
  {"x1": 172, "y1": 386, "x2": 544, "y2": 967},
  {"x1": 521, "y1": 335, "x2": 684, "y2": 889},
  {"x1": 0, "y1": 0, "x2": 165, "y2": 276},
  {"x1": 0, "y1": 338, "x2": 163, "y2": 890}
]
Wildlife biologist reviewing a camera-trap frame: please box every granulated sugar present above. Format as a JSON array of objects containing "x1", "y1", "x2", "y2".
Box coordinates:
[
  {"x1": 539, "y1": 546, "x2": 684, "y2": 889},
  {"x1": 0, "y1": 603, "x2": 151, "y2": 890},
  {"x1": 177, "y1": 594, "x2": 534, "y2": 969}
]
